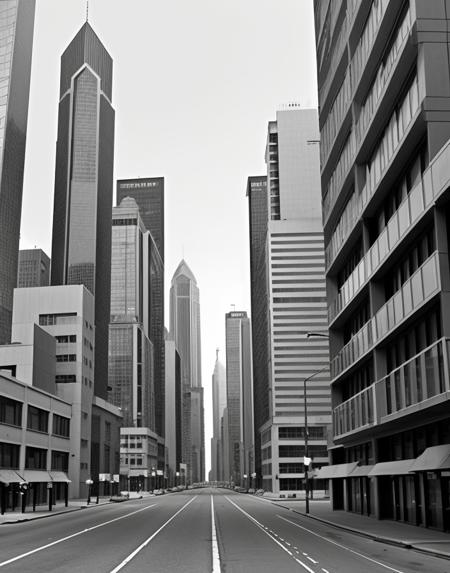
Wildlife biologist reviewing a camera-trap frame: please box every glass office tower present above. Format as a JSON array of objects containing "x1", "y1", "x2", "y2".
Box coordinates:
[
  {"x1": 50, "y1": 22, "x2": 115, "y2": 399},
  {"x1": 0, "y1": 0, "x2": 35, "y2": 344}
]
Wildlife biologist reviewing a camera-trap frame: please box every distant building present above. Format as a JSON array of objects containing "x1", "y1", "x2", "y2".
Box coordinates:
[
  {"x1": 0, "y1": 0, "x2": 35, "y2": 344},
  {"x1": 211, "y1": 350, "x2": 226, "y2": 482},
  {"x1": 108, "y1": 197, "x2": 156, "y2": 431},
  {"x1": 119, "y1": 427, "x2": 164, "y2": 491},
  {"x1": 50, "y1": 22, "x2": 115, "y2": 400},
  {"x1": 170, "y1": 260, "x2": 204, "y2": 483},
  {"x1": 225, "y1": 311, "x2": 254, "y2": 486},
  {"x1": 17, "y1": 249, "x2": 50, "y2": 288},
  {"x1": 246, "y1": 175, "x2": 269, "y2": 487},
  {"x1": 116, "y1": 178, "x2": 165, "y2": 438}
]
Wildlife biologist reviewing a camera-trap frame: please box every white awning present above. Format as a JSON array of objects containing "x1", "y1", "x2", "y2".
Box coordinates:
[
  {"x1": 22, "y1": 470, "x2": 52, "y2": 483},
  {"x1": 368, "y1": 459, "x2": 415, "y2": 476},
  {"x1": 315, "y1": 462, "x2": 358, "y2": 479},
  {"x1": 49, "y1": 471, "x2": 71, "y2": 483},
  {"x1": 128, "y1": 469, "x2": 148, "y2": 478},
  {"x1": 0, "y1": 469, "x2": 24, "y2": 484},
  {"x1": 410, "y1": 445, "x2": 450, "y2": 472}
]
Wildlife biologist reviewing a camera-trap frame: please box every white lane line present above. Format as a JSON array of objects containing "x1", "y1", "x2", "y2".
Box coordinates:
[
  {"x1": 211, "y1": 495, "x2": 221, "y2": 573},
  {"x1": 307, "y1": 556, "x2": 318, "y2": 564},
  {"x1": 277, "y1": 515, "x2": 405, "y2": 573},
  {"x1": 225, "y1": 496, "x2": 315, "y2": 573},
  {"x1": 322, "y1": 569, "x2": 330, "y2": 573},
  {"x1": 109, "y1": 496, "x2": 197, "y2": 573},
  {"x1": 0, "y1": 503, "x2": 157, "y2": 568}
]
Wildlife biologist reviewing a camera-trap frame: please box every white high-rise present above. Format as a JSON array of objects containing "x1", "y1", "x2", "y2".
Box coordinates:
[
  {"x1": 210, "y1": 349, "x2": 226, "y2": 481},
  {"x1": 262, "y1": 107, "x2": 331, "y2": 494}
]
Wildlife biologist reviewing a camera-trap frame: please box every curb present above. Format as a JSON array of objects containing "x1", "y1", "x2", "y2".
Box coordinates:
[
  {"x1": 273, "y1": 502, "x2": 450, "y2": 560},
  {"x1": 0, "y1": 499, "x2": 114, "y2": 525}
]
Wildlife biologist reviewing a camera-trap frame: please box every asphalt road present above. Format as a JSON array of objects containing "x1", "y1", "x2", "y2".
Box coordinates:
[{"x1": 0, "y1": 488, "x2": 448, "y2": 572}]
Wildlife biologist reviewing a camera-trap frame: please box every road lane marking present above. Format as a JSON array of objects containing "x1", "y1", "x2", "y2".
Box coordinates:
[
  {"x1": 0, "y1": 503, "x2": 157, "y2": 568},
  {"x1": 210, "y1": 495, "x2": 220, "y2": 572},
  {"x1": 277, "y1": 515, "x2": 405, "y2": 573},
  {"x1": 225, "y1": 496, "x2": 315, "y2": 573},
  {"x1": 109, "y1": 496, "x2": 197, "y2": 573}
]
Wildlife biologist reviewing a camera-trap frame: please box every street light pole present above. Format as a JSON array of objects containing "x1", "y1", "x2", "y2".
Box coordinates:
[{"x1": 302, "y1": 363, "x2": 330, "y2": 515}]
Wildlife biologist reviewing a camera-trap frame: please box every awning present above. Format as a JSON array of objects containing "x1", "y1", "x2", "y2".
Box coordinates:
[
  {"x1": 0, "y1": 470, "x2": 24, "y2": 484},
  {"x1": 410, "y1": 445, "x2": 450, "y2": 472},
  {"x1": 368, "y1": 459, "x2": 415, "y2": 476},
  {"x1": 49, "y1": 471, "x2": 71, "y2": 483},
  {"x1": 22, "y1": 470, "x2": 52, "y2": 483},
  {"x1": 128, "y1": 469, "x2": 148, "y2": 478},
  {"x1": 314, "y1": 462, "x2": 358, "y2": 479},
  {"x1": 349, "y1": 465, "x2": 374, "y2": 477}
]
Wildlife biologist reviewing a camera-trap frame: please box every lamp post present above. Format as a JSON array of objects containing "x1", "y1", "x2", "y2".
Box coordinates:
[
  {"x1": 302, "y1": 362, "x2": 330, "y2": 515},
  {"x1": 175, "y1": 471, "x2": 180, "y2": 487}
]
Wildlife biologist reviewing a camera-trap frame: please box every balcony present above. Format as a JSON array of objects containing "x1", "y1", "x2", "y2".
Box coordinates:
[
  {"x1": 330, "y1": 251, "x2": 442, "y2": 381},
  {"x1": 329, "y1": 173, "x2": 434, "y2": 325},
  {"x1": 324, "y1": 72, "x2": 421, "y2": 244},
  {"x1": 333, "y1": 337, "x2": 450, "y2": 439}
]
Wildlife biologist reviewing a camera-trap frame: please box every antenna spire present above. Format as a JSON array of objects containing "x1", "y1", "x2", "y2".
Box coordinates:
[{"x1": 86, "y1": 1, "x2": 89, "y2": 23}]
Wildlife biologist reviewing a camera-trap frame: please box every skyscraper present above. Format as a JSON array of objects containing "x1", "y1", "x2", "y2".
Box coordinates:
[
  {"x1": 170, "y1": 260, "x2": 204, "y2": 483},
  {"x1": 17, "y1": 248, "x2": 50, "y2": 288},
  {"x1": 262, "y1": 107, "x2": 331, "y2": 495},
  {"x1": 246, "y1": 175, "x2": 270, "y2": 487},
  {"x1": 0, "y1": 0, "x2": 35, "y2": 344},
  {"x1": 108, "y1": 197, "x2": 156, "y2": 430},
  {"x1": 50, "y1": 22, "x2": 115, "y2": 400},
  {"x1": 225, "y1": 311, "x2": 254, "y2": 486},
  {"x1": 314, "y1": 0, "x2": 450, "y2": 530},
  {"x1": 116, "y1": 177, "x2": 165, "y2": 437},
  {"x1": 211, "y1": 349, "x2": 226, "y2": 481}
]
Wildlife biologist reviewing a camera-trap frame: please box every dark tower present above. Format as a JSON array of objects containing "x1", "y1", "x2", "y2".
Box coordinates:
[{"x1": 50, "y1": 22, "x2": 115, "y2": 399}]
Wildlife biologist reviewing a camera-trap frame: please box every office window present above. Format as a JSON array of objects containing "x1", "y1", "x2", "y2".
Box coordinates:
[
  {"x1": 0, "y1": 396, "x2": 22, "y2": 426},
  {"x1": 27, "y1": 405, "x2": 49, "y2": 433},
  {"x1": 25, "y1": 446, "x2": 47, "y2": 469},
  {"x1": 53, "y1": 414, "x2": 70, "y2": 438},
  {"x1": 51, "y1": 450, "x2": 69, "y2": 471},
  {"x1": 0, "y1": 442, "x2": 20, "y2": 468}
]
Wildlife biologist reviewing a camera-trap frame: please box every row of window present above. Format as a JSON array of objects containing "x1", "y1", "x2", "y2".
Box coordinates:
[
  {"x1": 0, "y1": 397, "x2": 70, "y2": 437},
  {"x1": 0, "y1": 442, "x2": 69, "y2": 471},
  {"x1": 278, "y1": 426, "x2": 326, "y2": 439}
]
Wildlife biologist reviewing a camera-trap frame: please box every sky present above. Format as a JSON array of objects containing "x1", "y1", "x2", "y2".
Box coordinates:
[{"x1": 20, "y1": 0, "x2": 319, "y2": 474}]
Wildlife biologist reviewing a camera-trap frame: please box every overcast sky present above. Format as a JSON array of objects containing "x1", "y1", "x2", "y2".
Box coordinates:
[{"x1": 20, "y1": 0, "x2": 318, "y2": 474}]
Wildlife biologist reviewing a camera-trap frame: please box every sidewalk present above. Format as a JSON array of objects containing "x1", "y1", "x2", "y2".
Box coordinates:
[
  {"x1": 267, "y1": 497, "x2": 450, "y2": 560},
  {"x1": 0, "y1": 496, "x2": 113, "y2": 525}
]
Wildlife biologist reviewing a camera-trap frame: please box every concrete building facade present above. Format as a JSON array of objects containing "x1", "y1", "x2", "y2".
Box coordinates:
[
  {"x1": 314, "y1": 0, "x2": 450, "y2": 530},
  {"x1": 262, "y1": 108, "x2": 331, "y2": 495}
]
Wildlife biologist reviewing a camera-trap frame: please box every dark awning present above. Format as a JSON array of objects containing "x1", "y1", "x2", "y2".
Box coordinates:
[
  {"x1": 315, "y1": 462, "x2": 358, "y2": 479},
  {"x1": 368, "y1": 459, "x2": 415, "y2": 476},
  {"x1": 410, "y1": 445, "x2": 450, "y2": 472},
  {"x1": 349, "y1": 465, "x2": 374, "y2": 477},
  {"x1": 0, "y1": 470, "x2": 24, "y2": 484},
  {"x1": 49, "y1": 471, "x2": 71, "y2": 483}
]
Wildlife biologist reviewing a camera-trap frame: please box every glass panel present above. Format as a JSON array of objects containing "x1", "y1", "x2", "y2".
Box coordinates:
[
  {"x1": 422, "y1": 168, "x2": 433, "y2": 205},
  {"x1": 378, "y1": 227, "x2": 389, "y2": 261},
  {"x1": 404, "y1": 361, "x2": 412, "y2": 407},
  {"x1": 425, "y1": 346, "x2": 439, "y2": 398},
  {"x1": 393, "y1": 290, "x2": 404, "y2": 324},
  {"x1": 410, "y1": 272, "x2": 423, "y2": 308},
  {"x1": 403, "y1": 281, "x2": 413, "y2": 315},
  {"x1": 387, "y1": 215, "x2": 399, "y2": 247},
  {"x1": 386, "y1": 378, "x2": 392, "y2": 414},
  {"x1": 415, "y1": 356, "x2": 423, "y2": 402},
  {"x1": 422, "y1": 256, "x2": 438, "y2": 298},
  {"x1": 409, "y1": 183, "x2": 424, "y2": 222},
  {"x1": 394, "y1": 371, "x2": 402, "y2": 411}
]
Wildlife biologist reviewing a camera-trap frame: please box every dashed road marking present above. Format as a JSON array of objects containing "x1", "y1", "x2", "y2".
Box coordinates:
[{"x1": 211, "y1": 495, "x2": 220, "y2": 573}]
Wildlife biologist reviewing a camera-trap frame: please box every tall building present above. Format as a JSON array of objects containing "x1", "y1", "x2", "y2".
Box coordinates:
[
  {"x1": 261, "y1": 107, "x2": 331, "y2": 495},
  {"x1": 314, "y1": 0, "x2": 450, "y2": 531},
  {"x1": 17, "y1": 248, "x2": 50, "y2": 288},
  {"x1": 0, "y1": 0, "x2": 35, "y2": 344},
  {"x1": 116, "y1": 177, "x2": 165, "y2": 437},
  {"x1": 225, "y1": 311, "x2": 254, "y2": 486},
  {"x1": 246, "y1": 175, "x2": 270, "y2": 487},
  {"x1": 170, "y1": 260, "x2": 204, "y2": 483},
  {"x1": 50, "y1": 22, "x2": 115, "y2": 400},
  {"x1": 211, "y1": 349, "x2": 226, "y2": 481},
  {"x1": 108, "y1": 197, "x2": 156, "y2": 431}
]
